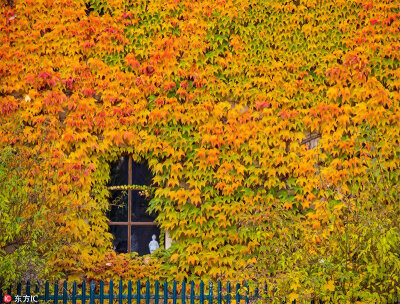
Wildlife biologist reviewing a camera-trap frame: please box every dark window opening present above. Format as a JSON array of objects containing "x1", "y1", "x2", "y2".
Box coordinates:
[{"x1": 107, "y1": 155, "x2": 160, "y2": 255}]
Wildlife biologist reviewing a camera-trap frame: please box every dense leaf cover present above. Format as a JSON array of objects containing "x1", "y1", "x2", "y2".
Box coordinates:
[{"x1": 1, "y1": 0, "x2": 400, "y2": 301}]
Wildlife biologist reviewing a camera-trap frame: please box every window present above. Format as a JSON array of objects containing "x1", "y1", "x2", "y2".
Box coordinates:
[{"x1": 107, "y1": 155, "x2": 160, "y2": 255}]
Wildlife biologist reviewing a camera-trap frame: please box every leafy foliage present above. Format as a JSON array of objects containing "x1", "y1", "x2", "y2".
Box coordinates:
[
  {"x1": 0, "y1": 146, "x2": 59, "y2": 286},
  {"x1": 1, "y1": 0, "x2": 400, "y2": 301}
]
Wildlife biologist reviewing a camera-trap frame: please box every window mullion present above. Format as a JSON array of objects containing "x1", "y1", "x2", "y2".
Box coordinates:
[{"x1": 127, "y1": 155, "x2": 132, "y2": 253}]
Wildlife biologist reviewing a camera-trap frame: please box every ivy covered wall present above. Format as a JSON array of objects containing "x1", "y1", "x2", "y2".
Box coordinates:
[{"x1": 1, "y1": 0, "x2": 400, "y2": 302}]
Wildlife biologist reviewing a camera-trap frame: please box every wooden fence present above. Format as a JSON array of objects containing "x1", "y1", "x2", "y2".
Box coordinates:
[
  {"x1": 3, "y1": 280, "x2": 400, "y2": 304},
  {"x1": 0, "y1": 280, "x2": 275, "y2": 304}
]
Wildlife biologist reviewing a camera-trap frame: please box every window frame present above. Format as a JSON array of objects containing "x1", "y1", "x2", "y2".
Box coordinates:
[{"x1": 108, "y1": 155, "x2": 158, "y2": 253}]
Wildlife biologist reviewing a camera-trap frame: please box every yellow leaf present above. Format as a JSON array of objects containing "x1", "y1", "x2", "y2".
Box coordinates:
[
  {"x1": 327, "y1": 87, "x2": 338, "y2": 100},
  {"x1": 324, "y1": 280, "x2": 335, "y2": 292},
  {"x1": 288, "y1": 293, "x2": 298, "y2": 302},
  {"x1": 283, "y1": 201, "x2": 293, "y2": 209},
  {"x1": 170, "y1": 254, "x2": 180, "y2": 262}
]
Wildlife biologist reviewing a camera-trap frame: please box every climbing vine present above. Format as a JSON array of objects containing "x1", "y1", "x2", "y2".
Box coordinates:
[{"x1": 1, "y1": 0, "x2": 400, "y2": 302}]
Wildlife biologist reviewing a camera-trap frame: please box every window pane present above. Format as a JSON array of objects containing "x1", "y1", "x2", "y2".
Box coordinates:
[
  {"x1": 109, "y1": 156, "x2": 129, "y2": 186},
  {"x1": 131, "y1": 161, "x2": 155, "y2": 221},
  {"x1": 107, "y1": 190, "x2": 128, "y2": 222},
  {"x1": 132, "y1": 162, "x2": 153, "y2": 186},
  {"x1": 110, "y1": 225, "x2": 128, "y2": 253},
  {"x1": 131, "y1": 191, "x2": 156, "y2": 221},
  {"x1": 131, "y1": 226, "x2": 160, "y2": 256}
]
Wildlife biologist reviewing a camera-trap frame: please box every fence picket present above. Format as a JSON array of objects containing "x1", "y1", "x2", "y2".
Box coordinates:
[
  {"x1": 217, "y1": 281, "x2": 221, "y2": 304},
  {"x1": 190, "y1": 281, "x2": 195, "y2": 304},
  {"x1": 172, "y1": 280, "x2": 177, "y2": 304},
  {"x1": 72, "y1": 281, "x2": 77, "y2": 304},
  {"x1": 155, "y1": 280, "x2": 159, "y2": 304},
  {"x1": 90, "y1": 281, "x2": 95, "y2": 304},
  {"x1": 163, "y1": 280, "x2": 168, "y2": 304},
  {"x1": 54, "y1": 281, "x2": 59, "y2": 304},
  {"x1": 245, "y1": 282, "x2": 249, "y2": 304},
  {"x1": 109, "y1": 280, "x2": 114, "y2": 304},
  {"x1": 26, "y1": 281, "x2": 30, "y2": 297},
  {"x1": 17, "y1": 283, "x2": 21, "y2": 296},
  {"x1": 63, "y1": 281, "x2": 68, "y2": 304},
  {"x1": 208, "y1": 281, "x2": 213, "y2": 304},
  {"x1": 235, "y1": 283, "x2": 239, "y2": 304},
  {"x1": 45, "y1": 281, "x2": 49, "y2": 302},
  {"x1": 119, "y1": 280, "x2": 123, "y2": 304},
  {"x1": 100, "y1": 281, "x2": 104, "y2": 304},
  {"x1": 127, "y1": 280, "x2": 132, "y2": 304},
  {"x1": 145, "y1": 280, "x2": 150, "y2": 304},
  {"x1": 181, "y1": 280, "x2": 186, "y2": 304},
  {"x1": 136, "y1": 280, "x2": 141, "y2": 304},
  {"x1": 199, "y1": 281, "x2": 204, "y2": 304},
  {"x1": 82, "y1": 280, "x2": 86, "y2": 304},
  {"x1": 226, "y1": 281, "x2": 231, "y2": 304}
]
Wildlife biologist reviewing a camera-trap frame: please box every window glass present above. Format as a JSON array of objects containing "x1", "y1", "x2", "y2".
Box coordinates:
[
  {"x1": 107, "y1": 156, "x2": 158, "y2": 255},
  {"x1": 107, "y1": 190, "x2": 128, "y2": 222},
  {"x1": 132, "y1": 161, "x2": 153, "y2": 186},
  {"x1": 109, "y1": 156, "x2": 129, "y2": 185},
  {"x1": 131, "y1": 162, "x2": 155, "y2": 221},
  {"x1": 131, "y1": 226, "x2": 160, "y2": 255},
  {"x1": 109, "y1": 225, "x2": 128, "y2": 253}
]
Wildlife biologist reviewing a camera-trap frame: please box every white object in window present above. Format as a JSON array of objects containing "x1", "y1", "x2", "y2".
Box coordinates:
[{"x1": 165, "y1": 230, "x2": 173, "y2": 249}]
